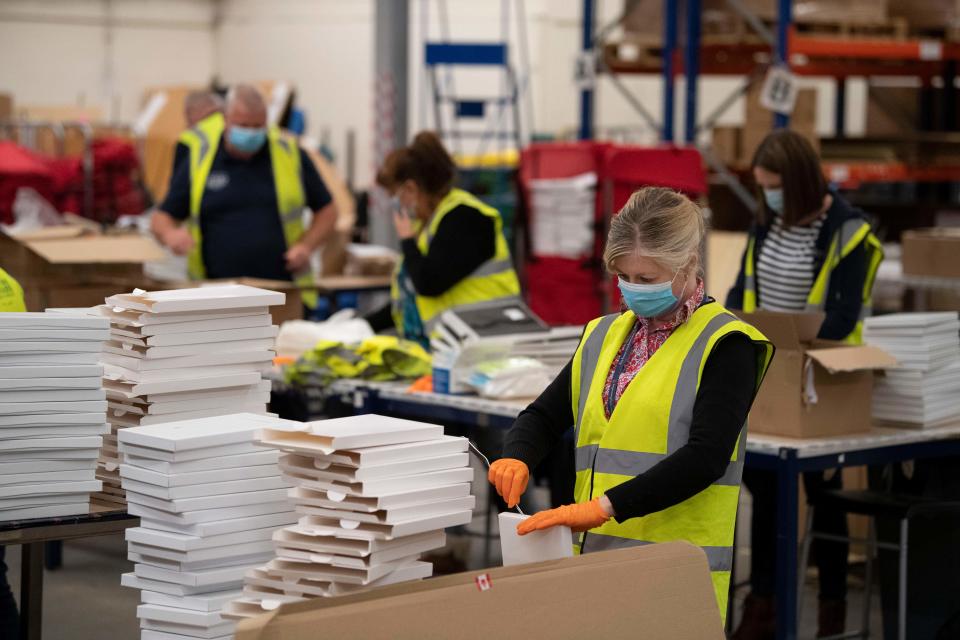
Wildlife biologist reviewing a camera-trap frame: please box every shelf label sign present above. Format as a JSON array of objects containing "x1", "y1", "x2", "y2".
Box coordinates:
[
  {"x1": 759, "y1": 66, "x2": 799, "y2": 116},
  {"x1": 919, "y1": 40, "x2": 943, "y2": 61},
  {"x1": 574, "y1": 51, "x2": 597, "y2": 90}
]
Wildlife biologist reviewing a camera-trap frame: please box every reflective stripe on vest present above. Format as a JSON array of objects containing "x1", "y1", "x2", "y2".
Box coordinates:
[
  {"x1": 569, "y1": 303, "x2": 774, "y2": 622},
  {"x1": 180, "y1": 114, "x2": 318, "y2": 309},
  {"x1": 390, "y1": 188, "x2": 521, "y2": 337},
  {"x1": 741, "y1": 219, "x2": 883, "y2": 344}
]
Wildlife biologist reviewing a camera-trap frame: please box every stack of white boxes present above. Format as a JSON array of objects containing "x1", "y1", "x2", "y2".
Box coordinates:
[
  {"x1": 223, "y1": 415, "x2": 475, "y2": 618},
  {"x1": 93, "y1": 284, "x2": 284, "y2": 507},
  {"x1": 864, "y1": 312, "x2": 960, "y2": 427},
  {"x1": 0, "y1": 312, "x2": 110, "y2": 521},
  {"x1": 119, "y1": 413, "x2": 300, "y2": 640}
]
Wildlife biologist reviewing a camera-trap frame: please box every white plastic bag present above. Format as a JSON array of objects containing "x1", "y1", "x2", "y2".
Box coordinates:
[{"x1": 275, "y1": 309, "x2": 374, "y2": 359}]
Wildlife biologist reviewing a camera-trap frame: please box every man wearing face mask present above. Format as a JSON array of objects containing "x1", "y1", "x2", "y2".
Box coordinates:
[{"x1": 151, "y1": 84, "x2": 336, "y2": 311}]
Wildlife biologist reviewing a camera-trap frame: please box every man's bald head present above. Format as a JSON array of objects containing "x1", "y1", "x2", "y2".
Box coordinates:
[
  {"x1": 226, "y1": 85, "x2": 268, "y2": 128},
  {"x1": 184, "y1": 91, "x2": 223, "y2": 127}
]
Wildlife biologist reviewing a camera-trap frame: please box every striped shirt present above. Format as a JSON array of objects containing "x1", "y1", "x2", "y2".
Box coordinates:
[{"x1": 756, "y1": 213, "x2": 826, "y2": 312}]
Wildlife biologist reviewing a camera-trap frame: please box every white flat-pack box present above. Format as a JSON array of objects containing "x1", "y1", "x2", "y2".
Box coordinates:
[
  {"x1": 244, "y1": 568, "x2": 332, "y2": 599},
  {"x1": 274, "y1": 529, "x2": 445, "y2": 567},
  {"x1": 0, "y1": 328, "x2": 110, "y2": 341},
  {"x1": 282, "y1": 466, "x2": 474, "y2": 497},
  {"x1": 122, "y1": 572, "x2": 236, "y2": 597},
  {"x1": 120, "y1": 462, "x2": 280, "y2": 488},
  {"x1": 103, "y1": 339, "x2": 274, "y2": 360},
  {"x1": 0, "y1": 459, "x2": 97, "y2": 474},
  {"x1": 0, "y1": 480, "x2": 100, "y2": 498},
  {"x1": 132, "y1": 549, "x2": 274, "y2": 574},
  {"x1": 110, "y1": 313, "x2": 271, "y2": 337},
  {"x1": 295, "y1": 496, "x2": 476, "y2": 525},
  {"x1": 129, "y1": 540, "x2": 275, "y2": 566},
  {"x1": 103, "y1": 372, "x2": 262, "y2": 398},
  {"x1": 264, "y1": 556, "x2": 409, "y2": 586},
  {"x1": 127, "y1": 500, "x2": 293, "y2": 526},
  {"x1": 306, "y1": 453, "x2": 468, "y2": 482},
  {"x1": 0, "y1": 436, "x2": 103, "y2": 451},
  {"x1": 127, "y1": 525, "x2": 279, "y2": 552},
  {"x1": 0, "y1": 470, "x2": 96, "y2": 486},
  {"x1": 259, "y1": 415, "x2": 443, "y2": 456},
  {"x1": 0, "y1": 377, "x2": 103, "y2": 391},
  {"x1": 124, "y1": 487, "x2": 289, "y2": 514},
  {"x1": 139, "y1": 617, "x2": 234, "y2": 640},
  {"x1": 102, "y1": 350, "x2": 273, "y2": 372},
  {"x1": 288, "y1": 483, "x2": 471, "y2": 513},
  {"x1": 140, "y1": 588, "x2": 241, "y2": 613},
  {"x1": 121, "y1": 441, "x2": 267, "y2": 463},
  {"x1": 296, "y1": 509, "x2": 473, "y2": 541},
  {"x1": 107, "y1": 285, "x2": 283, "y2": 314},
  {"x1": 119, "y1": 413, "x2": 294, "y2": 453},
  {"x1": 105, "y1": 364, "x2": 271, "y2": 384},
  {"x1": 278, "y1": 527, "x2": 443, "y2": 559},
  {"x1": 0, "y1": 312, "x2": 109, "y2": 330},
  {"x1": 0, "y1": 424, "x2": 109, "y2": 439},
  {"x1": 110, "y1": 405, "x2": 268, "y2": 429},
  {"x1": 121, "y1": 476, "x2": 288, "y2": 501},
  {"x1": 134, "y1": 560, "x2": 253, "y2": 588},
  {"x1": 99, "y1": 304, "x2": 269, "y2": 328},
  {"x1": 0, "y1": 493, "x2": 92, "y2": 509},
  {"x1": 0, "y1": 353, "x2": 102, "y2": 366},
  {"x1": 110, "y1": 390, "x2": 269, "y2": 417},
  {"x1": 124, "y1": 450, "x2": 278, "y2": 475},
  {"x1": 0, "y1": 400, "x2": 106, "y2": 416},
  {"x1": 313, "y1": 436, "x2": 468, "y2": 468},
  {"x1": 140, "y1": 511, "x2": 297, "y2": 539},
  {"x1": 0, "y1": 389, "x2": 105, "y2": 402},
  {"x1": 0, "y1": 412, "x2": 106, "y2": 427},
  {"x1": 0, "y1": 365, "x2": 103, "y2": 379},
  {"x1": 114, "y1": 325, "x2": 278, "y2": 348},
  {"x1": 498, "y1": 512, "x2": 574, "y2": 567},
  {"x1": 0, "y1": 503, "x2": 90, "y2": 521},
  {"x1": 0, "y1": 341, "x2": 104, "y2": 353}
]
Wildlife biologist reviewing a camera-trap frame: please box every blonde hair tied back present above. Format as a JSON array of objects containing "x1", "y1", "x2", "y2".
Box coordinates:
[{"x1": 603, "y1": 186, "x2": 706, "y2": 275}]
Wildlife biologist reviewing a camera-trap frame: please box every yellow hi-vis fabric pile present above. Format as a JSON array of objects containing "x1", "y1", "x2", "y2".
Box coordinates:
[{"x1": 285, "y1": 336, "x2": 431, "y2": 386}]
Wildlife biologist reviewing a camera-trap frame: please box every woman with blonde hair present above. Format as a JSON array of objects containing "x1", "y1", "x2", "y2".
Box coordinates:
[{"x1": 488, "y1": 186, "x2": 775, "y2": 623}]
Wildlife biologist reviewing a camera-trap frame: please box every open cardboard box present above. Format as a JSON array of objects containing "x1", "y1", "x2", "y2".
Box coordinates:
[
  {"x1": 233, "y1": 541, "x2": 725, "y2": 640},
  {"x1": 740, "y1": 311, "x2": 897, "y2": 438}
]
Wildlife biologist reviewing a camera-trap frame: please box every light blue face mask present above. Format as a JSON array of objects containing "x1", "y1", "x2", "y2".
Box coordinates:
[
  {"x1": 228, "y1": 125, "x2": 267, "y2": 154},
  {"x1": 763, "y1": 188, "x2": 785, "y2": 215},
  {"x1": 618, "y1": 272, "x2": 681, "y2": 319}
]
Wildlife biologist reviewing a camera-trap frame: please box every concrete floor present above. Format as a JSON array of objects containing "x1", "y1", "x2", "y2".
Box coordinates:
[{"x1": 5, "y1": 472, "x2": 885, "y2": 640}]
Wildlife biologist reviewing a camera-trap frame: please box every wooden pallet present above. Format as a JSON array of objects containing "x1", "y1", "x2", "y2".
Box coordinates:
[{"x1": 792, "y1": 17, "x2": 910, "y2": 40}]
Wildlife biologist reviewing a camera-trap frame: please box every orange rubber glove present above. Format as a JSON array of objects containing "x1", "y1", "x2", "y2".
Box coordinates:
[
  {"x1": 516, "y1": 498, "x2": 611, "y2": 535},
  {"x1": 487, "y1": 458, "x2": 529, "y2": 509}
]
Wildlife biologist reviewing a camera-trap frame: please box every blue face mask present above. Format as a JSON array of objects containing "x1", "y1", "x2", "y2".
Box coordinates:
[
  {"x1": 618, "y1": 273, "x2": 680, "y2": 319},
  {"x1": 763, "y1": 188, "x2": 784, "y2": 215},
  {"x1": 228, "y1": 125, "x2": 267, "y2": 154}
]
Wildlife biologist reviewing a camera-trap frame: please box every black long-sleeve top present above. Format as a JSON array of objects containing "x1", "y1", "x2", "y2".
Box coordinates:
[
  {"x1": 366, "y1": 203, "x2": 496, "y2": 333},
  {"x1": 502, "y1": 323, "x2": 761, "y2": 523}
]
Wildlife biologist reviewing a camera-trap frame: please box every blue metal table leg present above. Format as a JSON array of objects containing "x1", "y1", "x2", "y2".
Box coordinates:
[{"x1": 775, "y1": 448, "x2": 800, "y2": 640}]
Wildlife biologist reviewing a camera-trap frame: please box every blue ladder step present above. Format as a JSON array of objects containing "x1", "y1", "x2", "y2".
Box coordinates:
[{"x1": 425, "y1": 42, "x2": 508, "y2": 66}]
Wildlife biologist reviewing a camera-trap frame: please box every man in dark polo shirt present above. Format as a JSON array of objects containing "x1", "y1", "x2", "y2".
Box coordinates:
[{"x1": 151, "y1": 85, "x2": 337, "y2": 292}]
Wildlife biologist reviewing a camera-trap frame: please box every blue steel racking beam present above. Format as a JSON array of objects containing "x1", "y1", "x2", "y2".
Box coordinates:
[
  {"x1": 662, "y1": 0, "x2": 678, "y2": 142},
  {"x1": 684, "y1": 0, "x2": 702, "y2": 143},
  {"x1": 774, "y1": 0, "x2": 793, "y2": 128},
  {"x1": 579, "y1": 0, "x2": 596, "y2": 140}
]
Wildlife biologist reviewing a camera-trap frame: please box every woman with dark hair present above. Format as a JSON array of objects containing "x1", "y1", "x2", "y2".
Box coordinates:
[
  {"x1": 366, "y1": 131, "x2": 521, "y2": 346},
  {"x1": 728, "y1": 130, "x2": 883, "y2": 639}
]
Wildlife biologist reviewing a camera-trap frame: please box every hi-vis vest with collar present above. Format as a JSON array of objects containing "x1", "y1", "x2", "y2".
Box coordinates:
[
  {"x1": 571, "y1": 302, "x2": 774, "y2": 622},
  {"x1": 741, "y1": 218, "x2": 882, "y2": 344},
  {"x1": 178, "y1": 112, "x2": 318, "y2": 309},
  {"x1": 390, "y1": 188, "x2": 521, "y2": 337}
]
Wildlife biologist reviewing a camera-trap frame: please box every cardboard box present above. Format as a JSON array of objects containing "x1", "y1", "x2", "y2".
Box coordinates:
[
  {"x1": 0, "y1": 94, "x2": 13, "y2": 121},
  {"x1": 234, "y1": 541, "x2": 724, "y2": 640},
  {"x1": 888, "y1": 0, "x2": 960, "y2": 29},
  {"x1": 901, "y1": 228, "x2": 960, "y2": 279},
  {"x1": 741, "y1": 311, "x2": 897, "y2": 438},
  {"x1": 742, "y1": 84, "x2": 819, "y2": 166}
]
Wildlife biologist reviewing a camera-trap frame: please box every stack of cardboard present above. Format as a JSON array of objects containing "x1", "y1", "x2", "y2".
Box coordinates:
[
  {"x1": 222, "y1": 415, "x2": 475, "y2": 618},
  {"x1": 527, "y1": 172, "x2": 597, "y2": 259},
  {"x1": 118, "y1": 413, "x2": 300, "y2": 640},
  {"x1": 92, "y1": 284, "x2": 285, "y2": 508},
  {"x1": 0, "y1": 312, "x2": 109, "y2": 521},
  {"x1": 864, "y1": 312, "x2": 960, "y2": 427}
]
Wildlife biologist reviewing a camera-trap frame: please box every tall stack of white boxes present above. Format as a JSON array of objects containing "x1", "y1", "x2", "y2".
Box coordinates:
[
  {"x1": 0, "y1": 312, "x2": 110, "y2": 521},
  {"x1": 119, "y1": 413, "x2": 300, "y2": 640},
  {"x1": 864, "y1": 312, "x2": 960, "y2": 427},
  {"x1": 93, "y1": 285, "x2": 283, "y2": 507},
  {"x1": 223, "y1": 415, "x2": 475, "y2": 618}
]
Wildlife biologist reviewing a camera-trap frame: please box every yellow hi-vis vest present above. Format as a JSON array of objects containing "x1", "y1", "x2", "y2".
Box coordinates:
[
  {"x1": 0, "y1": 268, "x2": 26, "y2": 312},
  {"x1": 571, "y1": 302, "x2": 774, "y2": 622},
  {"x1": 178, "y1": 113, "x2": 318, "y2": 309},
  {"x1": 390, "y1": 188, "x2": 521, "y2": 336},
  {"x1": 741, "y1": 218, "x2": 883, "y2": 344}
]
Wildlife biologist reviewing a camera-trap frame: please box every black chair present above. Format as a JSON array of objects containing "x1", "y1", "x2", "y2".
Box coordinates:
[{"x1": 797, "y1": 489, "x2": 960, "y2": 640}]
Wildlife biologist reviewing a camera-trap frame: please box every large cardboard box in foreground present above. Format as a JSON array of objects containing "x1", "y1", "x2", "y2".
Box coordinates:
[
  {"x1": 235, "y1": 542, "x2": 724, "y2": 640},
  {"x1": 742, "y1": 311, "x2": 897, "y2": 439},
  {"x1": 902, "y1": 228, "x2": 960, "y2": 279}
]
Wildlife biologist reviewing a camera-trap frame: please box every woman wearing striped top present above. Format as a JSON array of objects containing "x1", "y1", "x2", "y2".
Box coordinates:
[{"x1": 728, "y1": 131, "x2": 878, "y2": 640}]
